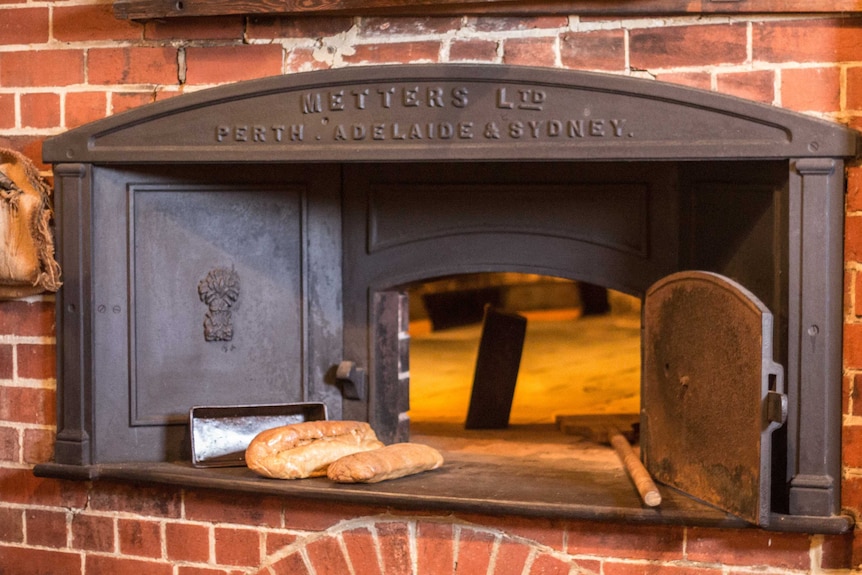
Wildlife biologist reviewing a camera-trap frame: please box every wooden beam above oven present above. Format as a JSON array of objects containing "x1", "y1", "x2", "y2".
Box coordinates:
[{"x1": 112, "y1": 0, "x2": 862, "y2": 20}]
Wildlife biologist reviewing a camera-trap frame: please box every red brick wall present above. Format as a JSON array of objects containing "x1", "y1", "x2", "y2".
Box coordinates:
[{"x1": 2, "y1": 4, "x2": 862, "y2": 573}]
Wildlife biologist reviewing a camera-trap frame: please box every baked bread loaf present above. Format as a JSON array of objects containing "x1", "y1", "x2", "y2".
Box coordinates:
[
  {"x1": 327, "y1": 442, "x2": 444, "y2": 483},
  {"x1": 245, "y1": 420, "x2": 383, "y2": 479}
]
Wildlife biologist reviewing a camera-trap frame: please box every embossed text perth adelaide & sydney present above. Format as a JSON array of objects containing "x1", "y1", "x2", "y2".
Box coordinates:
[{"x1": 214, "y1": 84, "x2": 632, "y2": 145}]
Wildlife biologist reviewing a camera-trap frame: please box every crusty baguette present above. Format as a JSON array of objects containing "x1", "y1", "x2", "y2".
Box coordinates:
[
  {"x1": 245, "y1": 420, "x2": 383, "y2": 479},
  {"x1": 327, "y1": 442, "x2": 444, "y2": 483}
]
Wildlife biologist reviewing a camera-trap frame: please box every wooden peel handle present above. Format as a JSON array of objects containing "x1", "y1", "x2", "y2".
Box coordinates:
[{"x1": 607, "y1": 427, "x2": 662, "y2": 507}]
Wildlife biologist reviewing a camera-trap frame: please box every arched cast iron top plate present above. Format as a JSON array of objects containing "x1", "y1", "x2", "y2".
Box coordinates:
[{"x1": 642, "y1": 271, "x2": 784, "y2": 527}]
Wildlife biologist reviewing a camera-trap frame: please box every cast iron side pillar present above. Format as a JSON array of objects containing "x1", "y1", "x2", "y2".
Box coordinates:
[
  {"x1": 52, "y1": 163, "x2": 93, "y2": 466},
  {"x1": 787, "y1": 158, "x2": 845, "y2": 517}
]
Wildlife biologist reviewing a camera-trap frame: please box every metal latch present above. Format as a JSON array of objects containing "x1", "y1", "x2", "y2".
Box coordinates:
[
  {"x1": 766, "y1": 369, "x2": 787, "y2": 429},
  {"x1": 766, "y1": 391, "x2": 788, "y2": 426},
  {"x1": 336, "y1": 361, "x2": 366, "y2": 400}
]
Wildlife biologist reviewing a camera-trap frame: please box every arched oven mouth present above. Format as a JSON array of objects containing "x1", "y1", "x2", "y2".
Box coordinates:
[{"x1": 34, "y1": 65, "x2": 859, "y2": 533}]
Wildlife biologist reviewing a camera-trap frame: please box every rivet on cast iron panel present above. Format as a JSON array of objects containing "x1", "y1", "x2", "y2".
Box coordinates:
[
  {"x1": 112, "y1": 305, "x2": 122, "y2": 314},
  {"x1": 808, "y1": 141, "x2": 820, "y2": 152},
  {"x1": 67, "y1": 304, "x2": 76, "y2": 313},
  {"x1": 808, "y1": 325, "x2": 819, "y2": 336},
  {"x1": 97, "y1": 305, "x2": 106, "y2": 313},
  {"x1": 65, "y1": 149, "x2": 74, "y2": 159}
]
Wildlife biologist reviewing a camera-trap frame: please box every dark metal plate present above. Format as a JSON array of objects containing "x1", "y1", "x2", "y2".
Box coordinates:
[
  {"x1": 190, "y1": 403, "x2": 327, "y2": 468},
  {"x1": 642, "y1": 271, "x2": 785, "y2": 526}
]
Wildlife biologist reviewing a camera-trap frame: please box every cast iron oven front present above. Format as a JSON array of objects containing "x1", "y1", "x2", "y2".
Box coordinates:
[{"x1": 36, "y1": 65, "x2": 858, "y2": 532}]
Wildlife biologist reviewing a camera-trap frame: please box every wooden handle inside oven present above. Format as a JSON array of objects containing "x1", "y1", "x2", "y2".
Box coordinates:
[{"x1": 607, "y1": 426, "x2": 662, "y2": 507}]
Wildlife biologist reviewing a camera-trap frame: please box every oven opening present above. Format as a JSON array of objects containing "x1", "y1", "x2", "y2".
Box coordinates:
[{"x1": 406, "y1": 272, "x2": 643, "y2": 475}]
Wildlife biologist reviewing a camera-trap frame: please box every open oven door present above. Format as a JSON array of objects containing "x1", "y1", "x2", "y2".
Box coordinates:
[{"x1": 641, "y1": 271, "x2": 787, "y2": 527}]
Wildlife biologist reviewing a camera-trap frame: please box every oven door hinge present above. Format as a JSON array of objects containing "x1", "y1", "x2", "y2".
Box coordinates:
[{"x1": 336, "y1": 361, "x2": 366, "y2": 400}]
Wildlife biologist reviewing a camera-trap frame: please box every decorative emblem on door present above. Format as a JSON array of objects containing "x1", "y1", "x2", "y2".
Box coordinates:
[{"x1": 197, "y1": 267, "x2": 240, "y2": 342}]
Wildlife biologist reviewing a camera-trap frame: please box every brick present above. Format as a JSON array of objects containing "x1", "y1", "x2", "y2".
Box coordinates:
[
  {"x1": 0, "y1": 507, "x2": 23, "y2": 543},
  {"x1": 377, "y1": 521, "x2": 412, "y2": 575},
  {"x1": 145, "y1": 15, "x2": 245, "y2": 40},
  {"x1": 0, "y1": 424, "x2": 18, "y2": 462},
  {"x1": 845, "y1": 423, "x2": 862, "y2": 468},
  {"x1": 268, "y1": 551, "x2": 311, "y2": 575},
  {"x1": 753, "y1": 18, "x2": 862, "y2": 63},
  {"x1": 604, "y1": 563, "x2": 720, "y2": 575},
  {"x1": 503, "y1": 37, "x2": 556, "y2": 67},
  {"x1": 0, "y1": 50, "x2": 84, "y2": 87},
  {"x1": 306, "y1": 535, "x2": 351, "y2": 575},
  {"x1": 85, "y1": 555, "x2": 173, "y2": 575},
  {"x1": 0, "y1": 7, "x2": 49, "y2": 45},
  {"x1": 851, "y1": 374, "x2": 862, "y2": 419},
  {"x1": 527, "y1": 553, "x2": 572, "y2": 575},
  {"x1": 282, "y1": 498, "x2": 381, "y2": 531},
  {"x1": 0, "y1": 93, "x2": 13, "y2": 129},
  {"x1": 265, "y1": 529, "x2": 297, "y2": 556},
  {"x1": 20, "y1": 92, "x2": 60, "y2": 129},
  {"x1": 66, "y1": 91, "x2": 108, "y2": 129},
  {"x1": 184, "y1": 45, "x2": 284, "y2": 84},
  {"x1": 26, "y1": 508, "x2": 68, "y2": 548},
  {"x1": 685, "y1": 527, "x2": 811, "y2": 570},
  {"x1": 0, "y1": 467, "x2": 88, "y2": 508},
  {"x1": 630, "y1": 24, "x2": 747, "y2": 70},
  {"x1": 847, "y1": 324, "x2": 862, "y2": 372},
  {"x1": 89, "y1": 481, "x2": 182, "y2": 519},
  {"x1": 246, "y1": 15, "x2": 354, "y2": 39},
  {"x1": 565, "y1": 521, "x2": 684, "y2": 561},
  {"x1": 848, "y1": 214, "x2": 862, "y2": 262},
  {"x1": 88, "y1": 47, "x2": 179, "y2": 86},
  {"x1": 359, "y1": 16, "x2": 461, "y2": 36},
  {"x1": 655, "y1": 72, "x2": 712, "y2": 91},
  {"x1": 16, "y1": 343, "x2": 57, "y2": 380},
  {"x1": 184, "y1": 489, "x2": 282, "y2": 527},
  {"x1": 449, "y1": 39, "x2": 498, "y2": 63},
  {"x1": 71, "y1": 512, "x2": 115, "y2": 552},
  {"x1": 416, "y1": 522, "x2": 454, "y2": 575},
  {"x1": 847, "y1": 67, "x2": 862, "y2": 110},
  {"x1": 0, "y1": 300, "x2": 55, "y2": 337},
  {"x1": 716, "y1": 70, "x2": 775, "y2": 104},
  {"x1": 780, "y1": 67, "x2": 840, "y2": 113},
  {"x1": 285, "y1": 48, "x2": 329, "y2": 74},
  {"x1": 455, "y1": 527, "x2": 495, "y2": 574},
  {"x1": 841, "y1": 476, "x2": 862, "y2": 514},
  {"x1": 53, "y1": 3, "x2": 141, "y2": 42},
  {"x1": 821, "y1": 532, "x2": 854, "y2": 570},
  {"x1": 472, "y1": 16, "x2": 568, "y2": 33},
  {"x1": 0, "y1": 545, "x2": 81, "y2": 575},
  {"x1": 214, "y1": 526, "x2": 261, "y2": 567},
  {"x1": 119, "y1": 518, "x2": 163, "y2": 558},
  {"x1": 0, "y1": 344, "x2": 12, "y2": 379},
  {"x1": 456, "y1": 514, "x2": 564, "y2": 552},
  {"x1": 0, "y1": 386, "x2": 55, "y2": 425},
  {"x1": 560, "y1": 30, "x2": 626, "y2": 72},
  {"x1": 491, "y1": 537, "x2": 530, "y2": 575},
  {"x1": 342, "y1": 526, "x2": 383, "y2": 575},
  {"x1": 166, "y1": 522, "x2": 210, "y2": 562},
  {"x1": 23, "y1": 427, "x2": 55, "y2": 464},
  {"x1": 343, "y1": 41, "x2": 441, "y2": 65},
  {"x1": 112, "y1": 92, "x2": 157, "y2": 115}
]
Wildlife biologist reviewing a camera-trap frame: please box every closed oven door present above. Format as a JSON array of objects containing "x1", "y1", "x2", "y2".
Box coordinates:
[{"x1": 85, "y1": 164, "x2": 343, "y2": 463}]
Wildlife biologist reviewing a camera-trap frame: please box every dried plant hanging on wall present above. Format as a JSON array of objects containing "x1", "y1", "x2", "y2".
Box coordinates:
[{"x1": 0, "y1": 148, "x2": 61, "y2": 299}]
